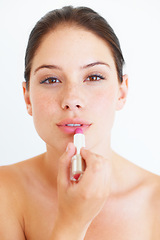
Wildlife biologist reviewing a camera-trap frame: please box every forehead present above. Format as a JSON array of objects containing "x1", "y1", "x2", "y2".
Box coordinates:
[{"x1": 32, "y1": 25, "x2": 116, "y2": 70}]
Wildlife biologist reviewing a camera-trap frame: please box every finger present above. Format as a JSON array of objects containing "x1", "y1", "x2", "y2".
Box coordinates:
[
  {"x1": 80, "y1": 148, "x2": 111, "y2": 194},
  {"x1": 58, "y1": 143, "x2": 76, "y2": 188},
  {"x1": 81, "y1": 147, "x2": 104, "y2": 171}
]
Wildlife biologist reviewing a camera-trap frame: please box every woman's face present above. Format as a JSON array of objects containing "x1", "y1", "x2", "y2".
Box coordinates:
[{"x1": 23, "y1": 25, "x2": 128, "y2": 155}]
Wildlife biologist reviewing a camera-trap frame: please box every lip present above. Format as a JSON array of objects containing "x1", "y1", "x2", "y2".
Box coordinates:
[{"x1": 57, "y1": 118, "x2": 92, "y2": 134}]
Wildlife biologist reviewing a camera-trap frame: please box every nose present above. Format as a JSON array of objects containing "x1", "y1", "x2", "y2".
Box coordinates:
[{"x1": 61, "y1": 84, "x2": 84, "y2": 111}]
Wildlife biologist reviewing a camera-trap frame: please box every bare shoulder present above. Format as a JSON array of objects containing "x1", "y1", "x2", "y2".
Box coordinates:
[
  {"x1": 0, "y1": 153, "x2": 45, "y2": 190},
  {"x1": 147, "y1": 171, "x2": 160, "y2": 234},
  {"x1": 0, "y1": 163, "x2": 26, "y2": 239},
  {"x1": 141, "y1": 168, "x2": 160, "y2": 200},
  {"x1": 0, "y1": 155, "x2": 44, "y2": 239},
  {"x1": 0, "y1": 158, "x2": 36, "y2": 207},
  {"x1": 130, "y1": 161, "x2": 160, "y2": 202},
  {"x1": 128, "y1": 159, "x2": 160, "y2": 237},
  {"x1": 0, "y1": 163, "x2": 23, "y2": 213},
  {"x1": 0, "y1": 158, "x2": 33, "y2": 188},
  {"x1": 134, "y1": 166, "x2": 160, "y2": 236},
  {"x1": 0, "y1": 163, "x2": 23, "y2": 196}
]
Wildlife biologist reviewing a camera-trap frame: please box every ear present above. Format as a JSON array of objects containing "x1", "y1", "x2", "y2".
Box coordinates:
[
  {"x1": 116, "y1": 74, "x2": 128, "y2": 111},
  {"x1": 22, "y1": 82, "x2": 32, "y2": 116}
]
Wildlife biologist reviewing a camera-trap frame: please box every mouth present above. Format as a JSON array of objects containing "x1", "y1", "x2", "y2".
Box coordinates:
[
  {"x1": 57, "y1": 119, "x2": 92, "y2": 134},
  {"x1": 64, "y1": 124, "x2": 83, "y2": 127}
]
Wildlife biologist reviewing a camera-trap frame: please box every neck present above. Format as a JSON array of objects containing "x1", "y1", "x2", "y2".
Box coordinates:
[{"x1": 42, "y1": 145, "x2": 63, "y2": 188}]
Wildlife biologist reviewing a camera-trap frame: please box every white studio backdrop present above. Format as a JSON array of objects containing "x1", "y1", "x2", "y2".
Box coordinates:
[{"x1": 0, "y1": 0, "x2": 160, "y2": 175}]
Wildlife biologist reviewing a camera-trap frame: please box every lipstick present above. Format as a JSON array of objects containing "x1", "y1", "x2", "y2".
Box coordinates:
[
  {"x1": 70, "y1": 128, "x2": 85, "y2": 182},
  {"x1": 57, "y1": 118, "x2": 91, "y2": 134}
]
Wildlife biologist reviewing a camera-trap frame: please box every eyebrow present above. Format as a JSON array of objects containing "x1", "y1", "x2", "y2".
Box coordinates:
[
  {"x1": 34, "y1": 64, "x2": 62, "y2": 74},
  {"x1": 81, "y1": 61, "x2": 110, "y2": 69},
  {"x1": 34, "y1": 61, "x2": 110, "y2": 74}
]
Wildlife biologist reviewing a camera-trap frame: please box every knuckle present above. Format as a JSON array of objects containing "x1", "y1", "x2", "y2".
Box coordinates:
[
  {"x1": 59, "y1": 151, "x2": 70, "y2": 165},
  {"x1": 58, "y1": 157, "x2": 66, "y2": 170},
  {"x1": 79, "y1": 188, "x2": 91, "y2": 201},
  {"x1": 91, "y1": 158, "x2": 103, "y2": 172}
]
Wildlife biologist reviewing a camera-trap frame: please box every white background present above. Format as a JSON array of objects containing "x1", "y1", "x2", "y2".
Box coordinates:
[{"x1": 0, "y1": 0, "x2": 160, "y2": 175}]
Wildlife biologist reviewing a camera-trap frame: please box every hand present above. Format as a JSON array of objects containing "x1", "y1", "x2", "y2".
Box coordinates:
[{"x1": 55, "y1": 142, "x2": 112, "y2": 236}]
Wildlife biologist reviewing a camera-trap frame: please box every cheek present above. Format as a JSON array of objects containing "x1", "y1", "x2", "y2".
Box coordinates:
[
  {"x1": 30, "y1": 91, "x2": 58, "y2": 132},
  {"x1": 29, "y1": 90, "x2": 60, "y2": 145},
  {"x1": 31, "y1": 91, "x2": 57, "y2": 115},
  {"x1": 92, "y1": 87, "x2": 118, "y2": 115},
  {"x1": 90, "y1": 86, "x2": 118, "y2": 135}
]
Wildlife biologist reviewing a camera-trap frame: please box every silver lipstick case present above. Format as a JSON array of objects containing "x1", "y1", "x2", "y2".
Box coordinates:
[{"x1": 70, "y1": 154, "x2": 84, "y2": 181}]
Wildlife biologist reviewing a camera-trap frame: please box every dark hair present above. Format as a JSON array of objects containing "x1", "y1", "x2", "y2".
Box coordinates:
[{"x1": 24, "y1": 6, "x2": 125, "y2": 90}]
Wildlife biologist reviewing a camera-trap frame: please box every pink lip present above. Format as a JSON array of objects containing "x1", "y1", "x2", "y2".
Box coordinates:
[{"x1": 57, "y1": 118, "x2": 92, "y2": 134}]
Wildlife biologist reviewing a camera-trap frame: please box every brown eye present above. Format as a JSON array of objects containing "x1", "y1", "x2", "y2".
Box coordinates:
[
  {"x1": 40, "y1": 77, "x2": 60, "y2": 84},
  {"x1": 85, "y1": 74, "x2": 105, "y2": 82}
]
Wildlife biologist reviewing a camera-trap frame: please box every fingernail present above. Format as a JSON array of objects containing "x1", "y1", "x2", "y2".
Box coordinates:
[
  {"x1": 81, "y1": 147, "x2": 87, "y2": 150},
  {"x1": 66, "y1": 146, "x2": 69, "y2": 152},
  {"x1": 66, "y1": 143, "x2": 70, "y2": 152}
]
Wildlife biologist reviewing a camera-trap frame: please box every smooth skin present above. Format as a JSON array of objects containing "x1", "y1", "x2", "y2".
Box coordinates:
[{"x1": 0, "y1": 25, "x2": 160, "y2": 240}]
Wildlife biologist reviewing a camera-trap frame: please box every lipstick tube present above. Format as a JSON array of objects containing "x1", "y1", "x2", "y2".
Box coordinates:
[{"x1": 70, "y1": 128, "x2": 85, "y2": 182}]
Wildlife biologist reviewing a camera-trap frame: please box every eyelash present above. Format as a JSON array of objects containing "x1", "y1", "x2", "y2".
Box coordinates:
[
  {"x1": 40, "y1": 77, "x2": 60, "y2": 84},
  {"x1": 85, "y1": 74, "x2": 105, "y2": 82},
  {"x1": 40, "y1": 74, "x2": 105, "y2": 84}
]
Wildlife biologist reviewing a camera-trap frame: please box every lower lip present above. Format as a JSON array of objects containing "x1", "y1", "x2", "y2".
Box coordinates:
[{"x1": 57, "y1": 125, "x2": 90, "y2": 134}]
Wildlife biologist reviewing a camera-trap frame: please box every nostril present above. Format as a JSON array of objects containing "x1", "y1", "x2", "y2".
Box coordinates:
[{"x1": 62, "y1": 102, "x2": 82, "y2": 110}]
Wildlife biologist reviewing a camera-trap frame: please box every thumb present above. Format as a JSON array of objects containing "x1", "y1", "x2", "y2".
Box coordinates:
[{"x1": 57, "y1": 142, "x2": 76, "y2": 187}]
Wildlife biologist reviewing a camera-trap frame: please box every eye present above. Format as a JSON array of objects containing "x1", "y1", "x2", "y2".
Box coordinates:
[
  {"x1": 40, "y1": 77, "x2": 61, "y2": 84},
  {"x1": 85, "y1": 74, "x2": 105, "y2": 82}
]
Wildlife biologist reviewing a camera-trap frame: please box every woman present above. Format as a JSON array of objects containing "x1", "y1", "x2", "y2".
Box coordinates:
[{"x1": 0, "y1": 6, "x2": 159, "y2": 240}]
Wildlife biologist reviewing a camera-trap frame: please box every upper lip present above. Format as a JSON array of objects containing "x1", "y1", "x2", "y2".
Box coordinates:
[{"x1": 57, "y1": 118, "x2": 92, "y2": 126}]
